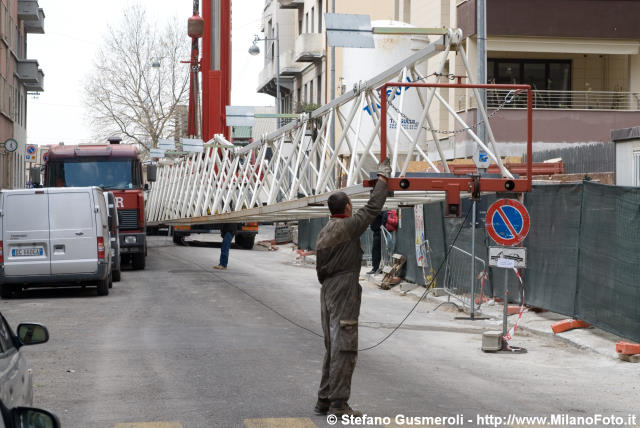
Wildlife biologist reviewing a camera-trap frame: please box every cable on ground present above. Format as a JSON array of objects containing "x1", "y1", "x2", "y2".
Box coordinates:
[{"x1": 158, "y1": 205, "x2": 472, "y2": 352}]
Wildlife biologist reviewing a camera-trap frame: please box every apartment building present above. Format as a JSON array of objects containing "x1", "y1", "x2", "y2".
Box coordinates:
[
  {"x1": 453, "y1": 0, "x2": 640, "y2": 158},
  {"x1": 258, "y1": 0, "x2": 640, "y2": 164},
  {"x1": 0, "y1": 0, "x2": 44, "y2": 189},
  {"x1": 257, "y1": 0, "x2": 395, "y2": 116}
]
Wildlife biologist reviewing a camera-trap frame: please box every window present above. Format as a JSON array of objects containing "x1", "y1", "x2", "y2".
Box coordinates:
[
  {"x1": 49, "y1": 193, "x2": 93, "y2": 230},
  {"x1": 0, "y1": 315, "x2": 16, "y2": 354},
  {"x1": 304, "y1": 83, "x2": 307, "y2": 103},
  {"x1": 487, "y1": 59, "x2": 571, "y2": 107},
  {"x1": 47, "y1": 159, "x2": 140, "y2": 189},
  {"x1": 311, "y1": 7, "x2": 314, "y2": 33},
  {"x1": 298, "y1": 17, "x2": 302, "y2": 36},
  {"x1": 318, "y1": 1, "x2": 322, "y2": 32},
  {"x1": 488, "y1": 59, "x2": 571, "y2": 90},
  {"x1": 317, "y1": 75, "x2": 322, "y2": 105},
  {"x1": 309, "y1": 80, "x2": 314, "y2": 106},
  {"x1": 305, "y1": 12, "x2": 309, "y2": 33},
  {"x1": 297, "y1": 87, "x2": 301, "y2": 107}
]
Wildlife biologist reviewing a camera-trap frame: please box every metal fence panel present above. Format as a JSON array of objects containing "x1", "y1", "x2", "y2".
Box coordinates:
[
  {"x1": 396, "y1": 208, "x2": 419, "y2": 284},
  {"x1": 297, "y1": 217, "x2": 328, "y2": 250},
  {"x1": 575, "y1": 182, "x2": 640, "y2": 342},
  {"x1": 522, "y1": 184, "x2": 583, "y2": 314},
  {"x1": 531, "y1": 143, "x2": 615, "y2": 174}
]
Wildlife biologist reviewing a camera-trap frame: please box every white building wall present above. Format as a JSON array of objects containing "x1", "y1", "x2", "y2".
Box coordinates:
[{"x1": 615, "y1": 139, "x2": 640, "y2": 186}]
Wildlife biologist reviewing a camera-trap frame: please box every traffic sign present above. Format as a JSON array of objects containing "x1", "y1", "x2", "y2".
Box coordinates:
[
  {"x1": 42, "y1": 151, "x2": 48, "y2": 163},
  {"x1": 485, "y1": 199, "x2": 530, "y2": 246},
  {"x1": 26, "y1": 144, "x2": 37, "y2": 155},
  {"x1": 473, "y1": 148, "x2": 490, "y2": 169},
  {"x1": 489, "y1": 246, "x2": 527, "y2": 269}
]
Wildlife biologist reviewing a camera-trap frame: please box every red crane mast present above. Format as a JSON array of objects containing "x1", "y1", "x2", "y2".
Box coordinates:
[{"x1": 188, "y1": 0, "x2": 231, "y2": 141}]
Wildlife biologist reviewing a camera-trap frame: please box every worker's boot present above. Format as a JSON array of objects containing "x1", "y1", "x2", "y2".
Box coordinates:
[
  {"x1": 328, "y1": 401, "x2": 363, "y2": 417},
  {"x1": 313, "y1": 398, "x2": 331, "y2": 415}
]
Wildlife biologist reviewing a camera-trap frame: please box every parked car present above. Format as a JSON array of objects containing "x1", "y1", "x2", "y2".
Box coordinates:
[
  {"x1": 103, "y1": 191, "x2": 121, "y2": 283},
  {"x1": 0, "y1": 312, "x2": 49, "y2": 411},
  {"x1": 0, "y1": 187, "x2": 112, "y2": 298},
  {"x1": 0, "y1": 312, "x2": 58, "y2": 428}
]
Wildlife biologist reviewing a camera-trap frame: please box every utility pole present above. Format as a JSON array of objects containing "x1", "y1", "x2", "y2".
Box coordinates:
[
  {"x1": 477, "y1": 0, "x2": 487, "y2": 145},
  {"x1": 473, "y1": 0, "x2": 487, "y2": 320},
  {"x1": 275, "y1": 23, "x2": 282, "y2": 129},
  {"x1": 330, "y1": 0, "x2": 335, "y2": 150}
]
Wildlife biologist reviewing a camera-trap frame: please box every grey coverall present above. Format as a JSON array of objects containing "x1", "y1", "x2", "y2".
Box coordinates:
[{"x1": 316, "y1": 179, "x2": 388, "y2": 404}]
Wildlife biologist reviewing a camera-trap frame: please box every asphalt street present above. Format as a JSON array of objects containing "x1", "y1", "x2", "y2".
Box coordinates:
[{"x1": 1, "y1": 228, "x2": 638, "y2": 428}]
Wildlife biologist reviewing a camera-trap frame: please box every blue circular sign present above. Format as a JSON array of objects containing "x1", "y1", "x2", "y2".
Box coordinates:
[{"x1": 486, "y1": 199, "x2": 530, "y2": 246}]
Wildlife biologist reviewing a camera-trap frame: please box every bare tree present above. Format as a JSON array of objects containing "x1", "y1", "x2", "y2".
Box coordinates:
[{"x1": 85, "y1": 5, "x2": 190, "y2": 151}]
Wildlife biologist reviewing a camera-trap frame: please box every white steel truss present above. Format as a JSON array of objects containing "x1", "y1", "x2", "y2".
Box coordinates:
[{"x1": 146, "y1": 29, "x2": 518, "y2": 225}]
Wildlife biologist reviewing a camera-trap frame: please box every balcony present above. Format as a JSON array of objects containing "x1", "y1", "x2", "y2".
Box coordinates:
[
  {"x1": 455, "y1": 90, "x2": 640, "y2": 146},
  {"x1": 24, "y1": 69, "x2": 44, "y2": 92},
  {"x1": 18, "y1": 0, "x2": 44, "y2": 34},
  {"x1": 18, "y1": 0, "x2": 39, "y2": 20},
  {"x1": 485, "y1": 89, "x2": 640, "y2": 111},
  {"x1": 279, "y1": 49, "x2": 305, "y2": 76},
  {"x1": 23, "y1": 8, "x2": 45, "y2": 34},
  {"x1": 257, "y1": 60, "x2": 294, "y2": 97},
  {"x1": 294, "y1": 33, "x2": 324, "y2": 62},
  {"x1": 16, "y1": 59, "x2": 44, "y2": 91},
  {"x1": 279, "y1": 0, "x2": 304, "y2": 9}
]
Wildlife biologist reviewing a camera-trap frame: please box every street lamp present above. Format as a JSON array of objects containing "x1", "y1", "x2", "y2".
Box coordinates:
[
  {"x1": 151, "y1": 58, "x2": 162, "y2": 108},
  {"x1": 249, "y1": 24, "x2": 281, "y2": 128}
]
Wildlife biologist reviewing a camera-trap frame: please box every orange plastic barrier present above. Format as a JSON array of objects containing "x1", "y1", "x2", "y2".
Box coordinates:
[
  {"x1": 616, "y1": 341, "x2": 640, "y2": 355},
  {"x1": 551, "y1": 319, "x2": 590, "y2": 334},
  {"x1": 507, "y1": 305, "x2": 521, "y2": 316}
]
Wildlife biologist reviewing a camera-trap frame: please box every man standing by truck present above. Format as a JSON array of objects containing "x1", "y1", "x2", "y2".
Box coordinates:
[
  {"x1": 314, "y1": 159, "x2": 391, "y2": 418},
  {"x1": 214, "y1": 223, "x2": 240, "y2": 270}
]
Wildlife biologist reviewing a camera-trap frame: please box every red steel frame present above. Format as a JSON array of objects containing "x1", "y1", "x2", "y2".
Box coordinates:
[
  {"x1": 202, "y1": 0, "x2": 232, "y2": 141},
  {"x1": 367, "y1": 82, "x2": 533, "y2": 215}
]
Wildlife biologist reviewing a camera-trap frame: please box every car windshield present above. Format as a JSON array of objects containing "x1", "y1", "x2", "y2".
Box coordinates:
[{"x1": 48, "y1": 160, "x2": 138, "y2": 189}]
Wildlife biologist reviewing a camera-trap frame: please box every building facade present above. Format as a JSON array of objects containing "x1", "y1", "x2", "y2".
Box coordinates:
[
  {"x1": 453, "y1": 0, "x2": 640, "y2": 157},
  {"x1": 257, "y1": 0, "x2": 640, "y2": 163},
  {"x1": 0, "y1": 0, "x2": 44, "y2": 189},
  {"x1": 257, "y1": 0, "x2": 395, "y2": 117}
]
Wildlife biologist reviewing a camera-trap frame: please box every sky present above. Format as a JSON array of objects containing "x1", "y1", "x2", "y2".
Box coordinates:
[{"x1": 26, "y1": 0, "x2": 272, "y2": 146}]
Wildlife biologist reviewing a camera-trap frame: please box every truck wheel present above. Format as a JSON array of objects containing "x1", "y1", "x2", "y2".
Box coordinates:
[
  {"x1": 132, "y1": 253, "x2": 146, "y2": 270},
  {"x1": 112, "y1": 269, "x2": 121, "y2": 282},
  {"x1": 97, "y1": 275, "x2": 110, "y2": 296},
  {"x1": 1, "y1": 285, "x2": 14, "y2": 299},
  {"x1": 237, "y1": 234, "x2": 255, "y2": 250}
]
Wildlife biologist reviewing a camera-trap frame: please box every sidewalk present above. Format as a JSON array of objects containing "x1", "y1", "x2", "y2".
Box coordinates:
[
  {"x1": 285, "y1": 243, "x2": 627, "y2": 361},
  {"x1": 378, "y1": 273, "x2": 626, "y2": 360}
]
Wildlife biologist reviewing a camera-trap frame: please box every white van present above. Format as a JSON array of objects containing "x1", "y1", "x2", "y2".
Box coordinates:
[{"x1": 0, "y1": 187, "x2": 112, "y2": 297}]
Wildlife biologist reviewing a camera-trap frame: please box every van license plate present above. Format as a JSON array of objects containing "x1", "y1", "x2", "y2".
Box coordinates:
[{"x1": 12, "y1": 248, "x2": 44, "y2": 257}]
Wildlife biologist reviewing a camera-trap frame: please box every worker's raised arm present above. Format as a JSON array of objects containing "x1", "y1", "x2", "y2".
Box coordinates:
[{"x1": 346, "y1": 159, "x2": 391, "y2": 238}]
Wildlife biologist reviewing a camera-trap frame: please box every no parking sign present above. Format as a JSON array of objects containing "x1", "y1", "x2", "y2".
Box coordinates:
[
  {"x1": 485, "y1": 199, "x2": 530, "y2": 246},
  {"x1": 25, "y1": 144, "x2": 37, "y2": 162}
]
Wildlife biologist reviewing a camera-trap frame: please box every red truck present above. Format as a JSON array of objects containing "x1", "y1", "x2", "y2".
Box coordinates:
[{"x1": 44, "y1": 140, "x2": 148, "y2": 270}]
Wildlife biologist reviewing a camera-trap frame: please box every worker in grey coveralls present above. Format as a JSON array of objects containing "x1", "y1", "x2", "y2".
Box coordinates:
[{"x1": 314, "y1": 159, "x2": 391, "y2": 417}]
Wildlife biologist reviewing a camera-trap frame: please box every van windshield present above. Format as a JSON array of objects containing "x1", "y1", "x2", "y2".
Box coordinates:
[{"x1": 47, "y1": 160, "x2": 141, "y2": 190}]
